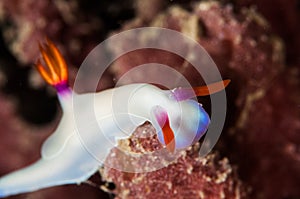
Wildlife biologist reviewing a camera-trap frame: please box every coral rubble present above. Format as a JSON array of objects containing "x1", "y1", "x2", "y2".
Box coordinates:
[{"x1": 101, "y1": 123, "x2": 247, "y2": 199}]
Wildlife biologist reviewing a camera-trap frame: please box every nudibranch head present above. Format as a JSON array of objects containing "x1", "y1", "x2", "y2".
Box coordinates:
[
  {"x1": 153, "y1": 80, "x2": 230, "y2": 152},
  {"x1": 35, "y1": 38, "x2": 69, "y2": 94},
  {"x1": 153, "y1": 99, "x2": 210, "y2": 153}
]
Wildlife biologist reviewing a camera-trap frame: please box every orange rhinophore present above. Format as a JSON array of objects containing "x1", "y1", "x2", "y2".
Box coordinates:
[
  {"x1": 172, "y1": 79, "x2": 231, "y2": 101},
  {"x1": 35, "y1": 39, "x2": 68, "y2": 88},
  {"x1": 193, "y1": 79, "x2": 231, "y2": 96}
]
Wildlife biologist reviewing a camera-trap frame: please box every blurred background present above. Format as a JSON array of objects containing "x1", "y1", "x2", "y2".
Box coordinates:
[{"x1": 0, "y1": 0, "x2": 299, "y2": 198}]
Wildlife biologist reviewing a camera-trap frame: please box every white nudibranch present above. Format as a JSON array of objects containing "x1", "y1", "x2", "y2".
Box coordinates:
[{"x1": 0, "y1": 39, "x2": 230, "y2": 198}]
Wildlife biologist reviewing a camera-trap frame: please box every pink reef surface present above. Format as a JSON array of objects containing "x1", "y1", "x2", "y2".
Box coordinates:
[
  {"x1": 0, "y1": 0, "x2": 299, "y2": 199},
  {"x1": 101, "y1": 123, "x2": 247, "y2": 199}
]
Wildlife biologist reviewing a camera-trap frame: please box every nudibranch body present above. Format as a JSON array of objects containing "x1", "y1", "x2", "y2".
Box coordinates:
[{"x1": 0, "y1": 39, "x2": 230, "y2": 198}]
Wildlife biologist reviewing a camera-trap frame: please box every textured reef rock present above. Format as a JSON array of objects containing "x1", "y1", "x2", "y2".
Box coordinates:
[
  {"x1": 234, "y1": 0, "x2": 300, "y2": 66},
  {"x1": 101, "y1": 123, "x2": 247, "y2": 199},
  {"x1": 193, "y1": 2, "x2": 300, "y2": 199},
  {"x1": 228, "y1": 68, "x2": 300, "y2": 199},
  {"x1": 107, "y1": 1, "x2": 284, "y2": 89}
]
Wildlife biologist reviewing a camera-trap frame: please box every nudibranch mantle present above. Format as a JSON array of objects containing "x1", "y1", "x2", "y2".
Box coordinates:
[{"x1": 0, "y1": 39, "x2": 230, "y2": 198}]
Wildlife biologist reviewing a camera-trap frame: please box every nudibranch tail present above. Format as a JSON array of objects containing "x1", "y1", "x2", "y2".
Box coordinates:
[
  {"x1": 35, "y1": 39, "x2": 69, "y2": 93},
  {"x1": 0, "y1": 136, "x2": 99, "y2": 198},
  {"x1": 173, "y1": 79, "x2": 231, "y2": 101}
]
